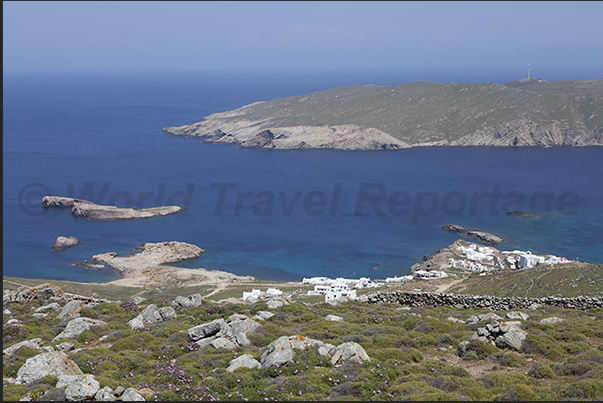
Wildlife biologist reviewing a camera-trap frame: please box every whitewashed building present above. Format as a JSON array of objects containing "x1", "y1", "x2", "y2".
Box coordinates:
[{"x1": 325, "y1": 289, "x2": 357, "y2": 302}]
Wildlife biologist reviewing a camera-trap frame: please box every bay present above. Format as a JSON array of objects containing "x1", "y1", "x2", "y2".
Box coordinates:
[{"x1": 3, "y1": 73, "x2": 602, "y2": 283}]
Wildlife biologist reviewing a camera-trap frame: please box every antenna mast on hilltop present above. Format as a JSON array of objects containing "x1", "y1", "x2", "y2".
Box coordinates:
[{"x1": 527, "y1": 61, "x2": 531, "y2": 79}]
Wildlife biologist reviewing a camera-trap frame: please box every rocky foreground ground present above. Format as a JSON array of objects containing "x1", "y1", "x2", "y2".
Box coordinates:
[{"x1": 3, "y1": 280, "x2": 603, "y2": 401}]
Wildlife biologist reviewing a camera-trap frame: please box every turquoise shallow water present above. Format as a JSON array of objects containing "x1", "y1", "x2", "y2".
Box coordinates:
[{"x1": 3, "y1": 73, "x2": 603, "y2": 282}]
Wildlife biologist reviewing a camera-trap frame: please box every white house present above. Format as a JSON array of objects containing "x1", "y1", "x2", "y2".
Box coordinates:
[
  {"x1": 242, "y1": 289, "x2": 263, "y2": 301},
  {"x1": 414, "y1": 270, "x2": 448, "y2": 279},
  {"x1": 325, "y1": 289, "x2": 356, "y2": 302},
  {"x1": 266, "y1": 288, "x2": 283, "y2": 296},
  {"x1": 519, "y1": 252, "x2": 546, "y2": 268},
  {"x1": 385, "y1": 275, "x2": 414, "y2": 283}
]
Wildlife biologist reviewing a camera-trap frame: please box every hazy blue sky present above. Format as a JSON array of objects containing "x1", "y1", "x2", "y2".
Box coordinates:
[{"x1": 3, "y1": 1, "x2": 602, "y2": 82}]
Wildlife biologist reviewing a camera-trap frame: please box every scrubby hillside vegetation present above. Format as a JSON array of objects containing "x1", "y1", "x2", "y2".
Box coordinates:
[{"x1": 3, "y1": 280, "x2": 603, "y2": 401}]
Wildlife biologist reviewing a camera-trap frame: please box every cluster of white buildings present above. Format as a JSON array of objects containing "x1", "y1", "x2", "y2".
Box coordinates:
[
  {"x1": 242, "y1": 287, "x2": 283, "y2": 302},
  {"x1": 448, "y1": 258, "x2": 494, "y2": 273},
  {"x1": 502, "y1": 250, "x2": 569, "y2": 269},
  {"x1": 302, "y1": 276, "x2": 382, "y2": 289},
  {"x1": 384, "y1": 275, "x2": 414, "y2": 283},
  {"x1": 302, "y1": 276, "x2": 384, "y2": 302},
  {"x1": 413, "y1": 270, "x2": 449, "y2": 279}
]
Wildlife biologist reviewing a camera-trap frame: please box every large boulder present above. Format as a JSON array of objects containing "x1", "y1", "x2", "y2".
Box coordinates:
[
  {"x1": 128, "y1": 304, "x2": 177, "y2": 329},
  {"x1": 188, "y1": 314, "x2": 264, "y2": 348},
  {"x1": 253, "y1": 311, "x2": 275, "y2": 321},
  {"x1": 321, "y1": 342, "x2": 371, "y2": 365},
  {"x1": 15, "y1": 351, "x2": 83, "y2": 385},
  {"x1": 35, "y1": 302, "x2": 61, "y2": 313},
  {"x1": 121, "y1": 388, "x2": 145, "y2": 401},
  {"x1": 188, "y1": 319, "x2": 226, "y2": 341},
  {"x1": 506, "y1": 311, "x2": 529, "y2": 320},
  {"x1": 173, "y1": 294, "x2": 204, "y2": 307},
  {"x1": 58, "y1": 300, "x2": 84, "y2": 320},
  {"x1": 56, "y1": 374, "x2": 100, "y2": 401},
  {"x1": 260, "y1": 335, "x2": 370, "y2": 368},
  {"x1": 53, "y1": 317, "x2": 107, "y2": 342},
  {"x1": 226, "y1": 354, "x2": 262, "y2": 372},
  {"x1": 495, "y1": 324, "x2": 528, "y2": 351},
  {"x1": 94, "y1": 386, "x2": 116, "y2": 401},
  {"x1": 3, "y1": 338, "x2": 43, "y2": 357}
]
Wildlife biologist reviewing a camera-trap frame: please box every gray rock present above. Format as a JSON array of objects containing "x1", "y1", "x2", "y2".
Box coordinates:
[
  {"x1": 57, "y1": 300, "x2": 83, "y2": 320},
  {"x1": 329, "y1": 342, "x2": 370, "y2": 365},
  {"x1": 267, "y1": 298, "x2": 285, "y2": 309},
  {"x1": 325, "y1": 314, "x2": 344, "y2": 322},
  {"x1": 456, "y1": 340, "x2": 470, "y2": 357},
  {"x1": 121, "y1": 387, "x2": 145, "y2": 401},
  {"x1": 95, "y1": 386, "x2": 116, "y2": 401},
  {"x1": 539, "y1": 317, "x2": 564, "y2": 325},
  {"x1": 53, "y1": 317, "x2": 107, "y2": 341},
  {"x1": 131, "y1": 297, "x2": 145, "y2": 305},
  {"x1": 53, "y1": 236, "x2": 82, "y2": 252},
  {"x1": 56, "y1": 374, "x2": 100, "y2": 401},
  {"x1": 35, "y1": 303, "x2": 61, "y2": 313},
  {"x1": 479, "y1": 312, "x2": 502, "y2": 321},
  {"x1": 39, "y1": 387, "x2": 67, "y2": 401},
  {"x1": 506, "y1": 311, "x2": 529, "y2": 320},
  {"x1": 113, "y1": 386, "x2": 125, "y2": 397},
  {"x1": 56, "y1": 342, "x2": 76, "y2": 352},
  {"x1": 5, "y1": 318, "x2": 22, "y2": 326},
  {"x1": 127, "y1": 304, "x2": 176, "y2": 329},
  {"x1": 210, "y1": 337, "x2": 237, "y2": 350},
  {"x1": 3, "y1": 308, "x2": 11, "y2": 315},
  {"x1": 446, "y1": 316, "x2": 463, "y2": 323},
  {"x1": 226, "y1": 354, "x2": 262, "y2": 372},
  {"x1": 3, "y1": 338, "x2": 43, "y2": 357},
  {"x1": 32, "y1": 313, "x2": 48, "y2": 319},
  {"x1": 223, "y1": 314, "x2": 263, "y2": 347},
  {"x1": 260, "y1": 336, "x2": 300, "y2": 367},
  {"x1": 253, "y1": 311, "x2": 275, "y2": 321},
  {"x1": 495, "y1": 324, "x2": 527, "y2": 351},
  {"x1": 15, "y1": 351, "x2": 83, "y2": 385},
  {"x1": 188, "y1": 319, "x2": 226, "y2": 341},
  {"x1": 173, "y1": 294, "x2": 204, "y2": 307},
  {"x1": 465, "y1": 315, "x2": 479, "y2": 324},
  {"x1": 40, "y1": 346, "x2": 55, "y2": 353}
]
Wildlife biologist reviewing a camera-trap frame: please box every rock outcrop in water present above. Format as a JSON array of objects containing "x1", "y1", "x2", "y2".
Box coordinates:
[
  {"x1": 53, "y1": 236, "x2": 82, "y2": 251},
  {"x1": 42, "y1": 196, "x2": 186, "y2": 221},
  {"x1": 441, "y1": 224, "x2": 504, "y2": 245}
]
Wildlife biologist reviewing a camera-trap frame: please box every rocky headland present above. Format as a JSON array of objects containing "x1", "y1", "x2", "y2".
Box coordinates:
[
  {"x1": 41, "y1": 196, "x2": 186, "y2": 221},
  {"x1": 85, "y1": 241, "x2": 254, "y2": 288},
  {"x1": 162, "y1": 78, "x2": 603, "y2": 151}
]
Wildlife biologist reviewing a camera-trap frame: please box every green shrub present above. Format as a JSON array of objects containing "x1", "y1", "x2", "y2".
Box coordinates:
[
  {"x1": 39, "y1": 375, "x2": 58, "y2": 386},
  {"x1": 486, "y1": 352, "x2": 528, "y2": 367},
  {"x1": 462, "y1": 339, "x2": 501, "y2": 360},
  {"x1": 562, "y1": 378, "x2": 603, "y2": 399},
  {"x1": 367, "y1": 347, "x2": 423, "y2": 363},
  {"x1": 527, "y1": 363, "x2": 555, "y2": 379},
  {"x1": 79, "y1": 307, "x2": 99, "y2": 319},
  {"x1": 556, "y1": 349, "x2": 603, "y2": 376},
  {"x1": 521, "y1": 334, "x2": 565, "y2": 359},
  {"x1": 493, "y1": 384, "x2": 539, "y2": 401},
  {"x1": 2, "y1": 384, "x2": 28, "y2": 401}
]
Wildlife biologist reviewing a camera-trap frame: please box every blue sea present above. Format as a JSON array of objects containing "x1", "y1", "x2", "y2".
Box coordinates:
[{"x1": 3, "y1": 72, "x2": 603, "y2": 283}]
